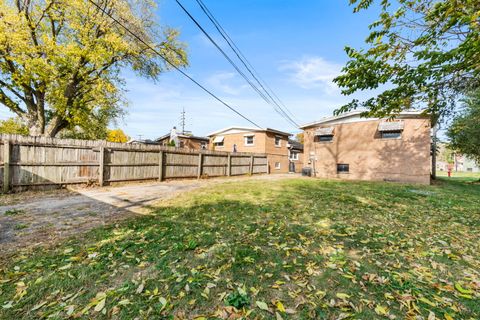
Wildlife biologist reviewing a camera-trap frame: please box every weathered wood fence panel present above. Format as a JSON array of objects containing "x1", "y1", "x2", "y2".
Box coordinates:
[{"x1": 0, "y1": 134, "x2": 268, "y2": 192}]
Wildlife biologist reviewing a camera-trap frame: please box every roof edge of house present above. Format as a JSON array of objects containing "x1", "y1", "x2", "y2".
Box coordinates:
[
  {"x1": 299, "y1": 110, "x2": 429, "y2": 129},
  {"x1": 207, "y1": 126, "x2": 292, "y2": 137}
]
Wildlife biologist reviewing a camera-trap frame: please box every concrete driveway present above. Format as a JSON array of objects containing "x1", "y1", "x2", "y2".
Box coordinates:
[{"x1": 0, "y1": 174, "x2": 298, "y2": 257}]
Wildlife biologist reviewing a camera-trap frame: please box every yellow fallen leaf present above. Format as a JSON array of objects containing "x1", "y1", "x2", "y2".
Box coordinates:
[
  {"x1": 374, "y1": 305, "x2": 388, "y2": 315},
  {"x1": 444, "y1": 313, "x2": 454, "y2": 320},
  {"x1": 336, "y1": 293, "x2": 350, "y2": 300},
  {"x1": 276, "y1": 301, "x2": 286, "y2": 312},
  {"x1": 94, "y1": 298, "x2": 105, "y2": 312},
  {"x1": 454, "y1": 283, "x2": 473, "y2": 294},
  {"x1": 419, "y1": 297, "x2": 437, "y2": 307}
]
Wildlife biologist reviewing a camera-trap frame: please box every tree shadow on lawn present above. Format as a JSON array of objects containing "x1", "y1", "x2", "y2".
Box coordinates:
[{"x1": 0, "y1": 179, "x2": 479, "y2": 319}]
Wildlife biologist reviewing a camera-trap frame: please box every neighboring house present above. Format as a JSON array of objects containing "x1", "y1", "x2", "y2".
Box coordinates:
[
  {"x1": 208, "y1": 127, "x2": 292, "y2": 173},
  {"x1": 156, "y1": 128, "x2": 209, "y2": 150},
  {"x1": 300, "y1": 110, "x2": 431, "y2": 184},
  {"x1": 453, "y1": 154, "x2": 480, "y2": 172},
  {"x1": 127, "y1": 139, "x2": 159, "y2": 145},
  {"x1": 287, "y1": 139, "x2": 304, "y2": 173}
]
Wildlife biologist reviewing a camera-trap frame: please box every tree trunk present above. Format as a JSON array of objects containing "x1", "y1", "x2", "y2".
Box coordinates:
[
  {"x1": 45, "y1": 116, "x2": 68, "y2": 137},
  {"x1": 431, "y1": 123, "x2": 438, "y2": 180}
]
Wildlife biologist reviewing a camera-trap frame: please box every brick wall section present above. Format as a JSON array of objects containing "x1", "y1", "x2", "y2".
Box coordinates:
[
  {"x1": 303, "y1": 118, "x2": 431, "y2": 184},
  {"x1": 210, "y1": 131, "x2": 291, "y2": 173}
]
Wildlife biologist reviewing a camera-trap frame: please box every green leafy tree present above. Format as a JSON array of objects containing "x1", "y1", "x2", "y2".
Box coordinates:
[
  {"x1": 447, "y1": 90, "x2": 480, "y2": 163},
  {"x1": 0, "y1": 0, "x2": 187, "y2": 137},
  {"x1": 0, "y1": 117, "x2": 28, "y2": 135},
  {"x1": 334, "y1": 0, "x2": 480, "y2": 119}
]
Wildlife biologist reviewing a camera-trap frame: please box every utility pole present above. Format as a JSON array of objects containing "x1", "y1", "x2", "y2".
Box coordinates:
[{"x1": 179, "y1": 107, "x2": 186, "y2": 134}]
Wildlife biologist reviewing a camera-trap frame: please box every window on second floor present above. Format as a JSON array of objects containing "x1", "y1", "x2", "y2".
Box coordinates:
[
  {"x1": 289, "y1": 151, "x2": 299, "y2": 160},
  {"x1": 213, "y1": 136, "x2": 224, "y2": 147},
  {"x1": 244, "y1": 135, "x2": 254, "y2": 146},
  {"x1": 314, "y1": 135, "x2": 334, "y2": 142},
  {"x1": 275, "y1": 136, "x2": 281, "y2": 147}
]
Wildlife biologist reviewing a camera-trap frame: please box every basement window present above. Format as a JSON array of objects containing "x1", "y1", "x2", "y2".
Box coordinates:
[
  {"x1": 380, "y1": 131, "x2": 402, "y2": 139},
  {"x1": 337, "y1": 164, "x2": 349, "y2": 174},
  {"x1": 275, "y1": 162, "x2": 281, "y2": 170}
]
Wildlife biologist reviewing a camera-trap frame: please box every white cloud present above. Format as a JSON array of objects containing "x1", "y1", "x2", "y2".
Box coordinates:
[
  {"x1": 206, "y1": 72, "x2": 249, "y2": 96},
  {"x1": 280, "y1": 57, "x2": 342, "y2": 93}
]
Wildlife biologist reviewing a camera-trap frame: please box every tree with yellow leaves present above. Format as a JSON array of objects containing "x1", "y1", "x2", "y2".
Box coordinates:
[
  {"x1": 107, "y1": 128, "x2": 129, "y2": 143},
  {"x1": 0, "y1": 0, "x2": 187, "y2": 137}
]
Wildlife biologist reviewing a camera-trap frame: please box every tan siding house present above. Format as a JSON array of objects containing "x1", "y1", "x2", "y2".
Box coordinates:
[
  {"x1": 208, "y1": 127, "x2": 295, "y2": 173},
  {"x1": 301, "y1": 111, "x2": 431, "y2": 184}
]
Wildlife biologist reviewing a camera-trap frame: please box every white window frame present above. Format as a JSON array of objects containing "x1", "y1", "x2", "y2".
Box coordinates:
[
  {"x1": 289, "y1": 151, "x2": 299, "y2": 161},
  {"x1": 200, "y1": 141, "x2": 207, "y2": 149},
  {"x1": 274, "y1": 162, "x2": 281, "y2": 170},
  {"x1": 274, "y1": 136, "x2": 282, "y2": 147},
  {"x1": 244, "y1": 135, "x2": 255, "y2": 146},
  {"x1": 213, "y1": 136, "x2": 224, "y2": 148}
]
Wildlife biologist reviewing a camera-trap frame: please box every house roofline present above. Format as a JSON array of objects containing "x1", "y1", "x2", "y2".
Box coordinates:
[
  {"x1": 207, "y1": 126, "x2": 292, "y2": 137},
  {"x1": 155, "y1": 133, "x2": 209, "y2": 142},
  {"x1": 299, "y1": 110, "x2": 429, "y2": 129}
]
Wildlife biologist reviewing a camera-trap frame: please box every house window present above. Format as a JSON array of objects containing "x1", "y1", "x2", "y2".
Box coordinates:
[
  {"x1": 200, "y1": 141, "x2": 207, "y2": 149},
  {"x1": 337, "y1": 164, "x2": 349, "y2": 173},
  {"x1": 275, "y1": 162, "x2": 281, "y2": 170},
  {"x1": 275, "y1": 136, "x2": 281, "y2": 147},
  {"x1": 314, "y1": 135, "x2": 334, "y2": 142},
  {"x1": 213, "y1": 136, "x2": 224, "y2": 147},
  {"x1": 380, "y1": 131, "x2": 402, "y2": 139},
  {"x1": 289, "y1": 151, "x2": 299, "y2": 160},
  {"x1": 244, "y1": 135, "x2": 254, "y2": 146}
]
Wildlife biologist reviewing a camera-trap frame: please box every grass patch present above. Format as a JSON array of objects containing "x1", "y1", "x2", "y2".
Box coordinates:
[
  {"x1": 4, "y1": 209, "x2": 26, "y2": 216},
  {"x1": 0, "y1": 178, "x2": 479, "y2": 319}
]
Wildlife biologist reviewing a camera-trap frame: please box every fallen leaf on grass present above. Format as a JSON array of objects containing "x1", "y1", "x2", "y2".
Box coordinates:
[{"x1": 256, "y1": 301, "x2": 269, "y2": 311}]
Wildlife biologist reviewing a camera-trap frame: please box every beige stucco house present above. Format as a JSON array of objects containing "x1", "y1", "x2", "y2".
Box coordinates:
[
  {"x1": 208, "y1": 127, "x2": 302, "y2": 173},
  {"x1": 300, "y1": 111, "x2": 431, "y2": 184}
]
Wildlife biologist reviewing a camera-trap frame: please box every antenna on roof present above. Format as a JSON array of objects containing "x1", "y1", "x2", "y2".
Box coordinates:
[{"x1": 179, "y1": 107, "x2": 186, "y2": 134}]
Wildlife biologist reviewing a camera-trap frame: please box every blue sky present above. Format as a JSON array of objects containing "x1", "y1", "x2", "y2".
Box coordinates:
[
  {"x1": 118, "y1": 0, "x2": 384, "y2": 139},
  {"x1": 0, "y1": 0, "x2": 381, "y2": 139}
]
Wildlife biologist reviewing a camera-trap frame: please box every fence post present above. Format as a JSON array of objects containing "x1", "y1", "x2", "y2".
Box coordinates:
[
  {"x1": 249, "y1": 155, "x2": 254, "y2": 175},
  {"x1": 98, "y1": 146, "x2": 105, "y2": 186},
  {"x1": 197, "y1": 152, "x2": 203, "y2": 179},
  {"x1": 3, "y1": 140, "x2": 10, "y2": 193},
  {"x1": 158, "y1": 150, "x2": 164, "y2": 182},
  {"x1": 227, "y1": 154, "x2": 231, "y2": 177}
]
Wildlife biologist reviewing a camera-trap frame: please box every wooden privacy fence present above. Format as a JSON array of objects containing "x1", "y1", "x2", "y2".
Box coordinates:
[{"x1": 0, "y1": 134, "x2": 269, "y2": 192}]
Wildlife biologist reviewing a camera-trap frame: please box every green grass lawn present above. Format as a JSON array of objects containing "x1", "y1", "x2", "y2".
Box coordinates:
[
  {"x1": 437, "y1": 170, "x2": 480, "y2": 183},
  {"x1": 1, "y1": 177, "x2": 479, "y2": 319}
]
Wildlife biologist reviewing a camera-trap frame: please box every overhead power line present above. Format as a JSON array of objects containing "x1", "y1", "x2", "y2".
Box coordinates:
[
  {"x1": 194, "y1": 0, "x2": 300, "y2": 126},
  {"x1": 86, "y1": 0, "x2": 262, "y2": 129},
  {"x1": 175, "y1": 0, "x2": 299, "y2": 128}
]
